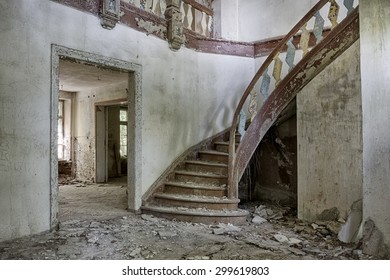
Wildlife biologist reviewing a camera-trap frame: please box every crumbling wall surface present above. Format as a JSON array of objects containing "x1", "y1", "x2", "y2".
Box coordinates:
[
  {"x1": 246, "y1": 114, "x2": 297, "y2": 207},
  {"x1": 297, "y1": 41, "x2": 362, "y2": 222},
  {"x1": 73, "y1": 136, "x2": 96, "y2": 182},
  {"x1": 58, "y1": 161, "x2": 72, "y2": 176},
  {"x1": 360, "y1": 0, "x2": 390, "y2": 256},
  {"x1": 362, "y1": 219, "x2": 389, "y2": 259}
]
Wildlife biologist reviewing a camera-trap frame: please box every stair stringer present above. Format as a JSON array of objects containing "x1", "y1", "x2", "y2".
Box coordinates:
[{"x1": 232, "y1": 8, "x2": 360, "y2": 188}]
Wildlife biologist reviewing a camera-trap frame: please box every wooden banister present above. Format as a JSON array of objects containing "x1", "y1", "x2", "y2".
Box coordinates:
[{"x1": 227, "y1": 0, "x2": 360, "y2": 199}]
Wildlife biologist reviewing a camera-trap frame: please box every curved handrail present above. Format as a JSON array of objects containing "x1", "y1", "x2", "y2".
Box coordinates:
[{"x1": 227, "y1": 0, "x2": 359, "y2": 198}]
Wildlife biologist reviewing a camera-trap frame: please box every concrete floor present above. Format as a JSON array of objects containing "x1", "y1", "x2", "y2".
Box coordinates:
[
  {"x1": 59, "y1": 177, "x2": 128, "y2": 222},
  {"x1": 0, "y1": 179, "x2": 378, "y2": 260}
]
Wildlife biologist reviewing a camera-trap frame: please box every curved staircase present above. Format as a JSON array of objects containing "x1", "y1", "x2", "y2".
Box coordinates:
[
  {"x1": 142, "y1": 0, "x2": 360, "y2": 224},
  {"x1": 141, "y1": 131, "x2": 249, "y2": 224}
]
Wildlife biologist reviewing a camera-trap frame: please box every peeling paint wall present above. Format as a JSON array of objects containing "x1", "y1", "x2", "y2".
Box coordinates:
[
  {"x1": 0, "y1": 0, "x2": 253, "y2": 241},
  {"x1": 73, "y1": 82, "x2": 127, "y2": 181},
  {"x1": 297, "y1": 41, "x2": 362, "y2": 222},
  {"x1": 360, "y1": 0, "x2": 390, "y2": 256}
]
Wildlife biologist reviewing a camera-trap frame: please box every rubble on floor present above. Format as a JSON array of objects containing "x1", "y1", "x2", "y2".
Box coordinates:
[{"x1": 0, "y1": 202, "x2": 381, "y2": 260}]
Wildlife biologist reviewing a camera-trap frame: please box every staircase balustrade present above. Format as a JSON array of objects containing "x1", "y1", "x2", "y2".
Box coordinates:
[
  {"x1": 121, "y1": 0, "x2": 213, "y2": 37},
  {"x1": 227, "y1": 0, "x2": 359, "y2": 199},
  {"x1": 121, "y1": 0, "x2": 167, "y2": 17},
  {"x1": 181, "y1": 0, "x2": 213, "y2": 37}
]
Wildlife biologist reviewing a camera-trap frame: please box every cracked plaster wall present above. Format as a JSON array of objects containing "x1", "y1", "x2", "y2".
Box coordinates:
[
  {"x1": 0, "y1": 0, "x2": 253, "y2": 241},
  {"x1": 297, "y1": 41, "x2": 362, "y2": 222},
  {"x1": 360, "y1": 0, "x2": 390, "y2": 255}
]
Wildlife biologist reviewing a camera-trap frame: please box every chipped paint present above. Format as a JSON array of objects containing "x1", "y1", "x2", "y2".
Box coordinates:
[{"x1": 136, "y1": 17, "x2": 165, "y2": 36}]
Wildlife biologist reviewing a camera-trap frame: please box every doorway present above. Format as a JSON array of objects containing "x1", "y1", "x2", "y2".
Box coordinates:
[
  {"x1": 51, "y1": 45, "x2": 142, "y2": 229},
  {"x1": 96, "y1": 102, "x2": 129, "y2": 184}
]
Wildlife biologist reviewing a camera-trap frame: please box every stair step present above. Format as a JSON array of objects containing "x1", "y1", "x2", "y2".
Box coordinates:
[
  {"x1": 184, "y1": 160, "x2": 227, "y2": 175},
  {"x1": 175, "y1": 170, "x2": 227, "y2": 185},
  {"x1": 153, "y1": 193, "x2": 239, "y2": 210},
  {"x1": 141, "y1": 205, "x2": 249, "y2": 225},
  {"x1": 198, "y1": 150, "x2": 229, "y2": 163},
  {"x1": 164, "y1": 181, "x2": 226, "y2": 196},
  {"x1": 214, "y1": 141, "x2": 239, "y2": 153}
]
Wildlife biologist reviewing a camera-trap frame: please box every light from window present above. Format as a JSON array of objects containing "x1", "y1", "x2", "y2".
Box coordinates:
[{"x1": 58, "y1": 100, "x2": 65, "y2": 160}]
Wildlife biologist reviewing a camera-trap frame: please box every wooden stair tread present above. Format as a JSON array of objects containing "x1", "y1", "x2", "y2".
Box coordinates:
[
  {"x1": 198, "y1": 150, "x2": 228, "y2": 156},
  {"x1": 165, "y1": 181, "x2": 226, "y2": 190},
  {"x1": 154, "y1": 193, "x2": 239, "y2": 204},
  {"x1": 214, "y1": 141, "x2": 238, "y2": 146},
  {"x1": 141, "y1": 205, "x2": 248, "y2": 217},
  {"x1": 184, "y1": 160, "x2": 227, "y2": 167},
  {"x1": 175, "y1": 170, "x2": 227, "y2": 179}
]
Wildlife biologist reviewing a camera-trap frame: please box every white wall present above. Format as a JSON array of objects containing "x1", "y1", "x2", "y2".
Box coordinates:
[
  {"x1": 0, "y1": 0, "x2": 254, "y2": 241},
  {"x1": 214, "y1": 0, "x2": 317, "y2": 42},
  {"x1": 297, "y1": 41, "x2": 362, "y2": 222},
  {"x1": 360, "y1": 0, "x2": 390, "y2": 255},
  {"x1": 213, "y1": 0, "x2": 239, "y2": 40},
  {"x1": 238, "y1": 0, "x2": 318, "y2": 42},
  {"x1": 59, "y1": 91, "x2": 73, "y2": 161}
]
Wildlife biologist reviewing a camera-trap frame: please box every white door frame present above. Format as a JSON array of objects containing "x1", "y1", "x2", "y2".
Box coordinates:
[
  {"x1": 51, "y1": 45, "x2": 143, "y2": 229},
  {"x1": 95, "y1": 105, "x2": 108, "y2": 183}
]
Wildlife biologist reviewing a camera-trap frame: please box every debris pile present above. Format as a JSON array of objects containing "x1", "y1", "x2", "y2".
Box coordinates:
[{"x1": 0, "y1": 202, "x2": 380, "y2": 260}]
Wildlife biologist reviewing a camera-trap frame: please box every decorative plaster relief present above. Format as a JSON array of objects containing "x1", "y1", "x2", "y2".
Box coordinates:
[{"x1": 101, "y1": 0, "x2": 121, "y2": 29}]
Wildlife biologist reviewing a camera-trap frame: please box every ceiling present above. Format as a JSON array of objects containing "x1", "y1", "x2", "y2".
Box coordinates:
[{"x1": 59, "y1": 59, "x2": 128, "y2": 92}]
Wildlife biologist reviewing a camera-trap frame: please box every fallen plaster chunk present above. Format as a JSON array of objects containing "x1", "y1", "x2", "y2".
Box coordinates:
[
  {"x1": 288, "y1": 237, "x2": 303, "y2": 245},
  {"x1": 311, "y1": 223, "x2": 319, "y2": 230},
  {"x1": 212, "y1": 223, "x2": 241, "y2": 235},
  {"x1": 288, "y1": 247, "x2": 306, "y2": 256},
  {"x1": 141, "y1": 214, "x2": 160, "y2": 223},
  {"x1": 87, "y1": 235, "x2": 99, "y2": 244},
  {"x1": 318, "y1": 207, "x2": 340, "y2": 221},
  {"x1": 254, "y1": 205, "x2": 267, "y2": 217},
  {"x1": 158, "y1": 231, "x2": 177, "y2": 239},
  {"x1": 326, "y1": 221, "x2": 341, "y2": 235},
  {"x1": 362, "y1": 219, "x2": 388, "y2": 258},
  {"x1": 274, "y1": 234, "x2": 289, "y2": 243},
  {"x1": 213, "y1": 228, "x2": 226, "y2": 235},
  {"x1": 130, "y1": 248, "x2": 142, "y2": 257},
  {"x1": 338, "y1": 199, "x2": 362, "y2": 243},
  {"x1": 89, "y1": 221, "x2": 101, "y2": 228},
  {"x1": 268, "y1": 212, "x2": 284, "y2": 220},
  {"x1": 252, "y1": 216, "x2": 267, "y2": 225}
]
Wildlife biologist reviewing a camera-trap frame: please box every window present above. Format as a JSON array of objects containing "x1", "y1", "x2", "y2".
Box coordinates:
[
  {"x1": 58, "y1": 100, "x2": 65, "y2": 160},
  {"x1": 119, "y1": 108, "x2": 127, "y2": 157}
]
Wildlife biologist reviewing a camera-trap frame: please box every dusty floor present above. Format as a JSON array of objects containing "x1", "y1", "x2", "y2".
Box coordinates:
[{"x1": 0, "y1": 179, "x2": 376, "y2": 260}]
